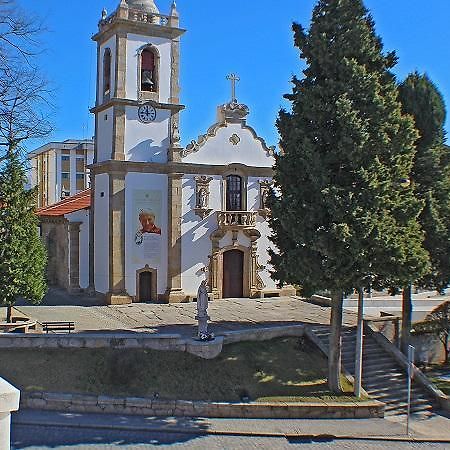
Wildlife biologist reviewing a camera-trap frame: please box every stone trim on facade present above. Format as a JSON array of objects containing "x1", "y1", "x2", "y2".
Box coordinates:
[
  {"x1": 182, "y1": 117, "x2": 276, "y2": 159},
  {"x1": 90, "y1": 98, "x2": 185, "y2": 115},
  {"x1": 93, "y1": 20, "x2": 185, "y2": 46},
  {"x1": 90, "y1": 160, "x2": 274, "y2": 178},
  {"x1": 68, "y1": 222, "x2": 82, "y2": 293},
  {"x1": 107, "y1": 173, "x2": 131, "y2": 305},
  {"x1": 164, "y1": 173, "x2": 186, "y2": 303}
]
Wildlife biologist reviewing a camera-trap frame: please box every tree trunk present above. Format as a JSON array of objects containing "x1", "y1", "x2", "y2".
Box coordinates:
[
  {"x1": 6, "y1": 305, "x2": 13, "y2": 323},
  {"x1": 445, "y1": 334, "x2": 449, "y2": 365},
  {"x1": 401, "y1": 285, "x2": 412, "y2": 355},
  {"x1": 328, "y1": 291, "x2": 344, "y2": 393},
  {"x1": 354, "y1": 288, "x2": 364, "y2": 397}
]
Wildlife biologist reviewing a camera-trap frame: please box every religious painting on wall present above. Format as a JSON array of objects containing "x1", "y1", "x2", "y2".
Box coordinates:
[{"x1": 132, "y1": 190, "x2": 162, "y2": 265}]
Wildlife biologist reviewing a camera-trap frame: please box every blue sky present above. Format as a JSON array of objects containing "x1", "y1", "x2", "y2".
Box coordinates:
[{"x1": 19, "y1": 0, "x2": 450, "y2": 151}]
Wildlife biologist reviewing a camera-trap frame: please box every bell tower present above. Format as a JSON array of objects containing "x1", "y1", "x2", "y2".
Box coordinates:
[
  {"x1": 91, "y1": 0, "x2": 184, "y2": 164},
  {"x1": 90, "y1": 0, "x2": 186, "y2": 304}
]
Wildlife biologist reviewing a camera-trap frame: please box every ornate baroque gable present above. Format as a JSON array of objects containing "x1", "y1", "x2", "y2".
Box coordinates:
[{"x1": 181, "y1": 100, "x2": 276, "y2": 165}]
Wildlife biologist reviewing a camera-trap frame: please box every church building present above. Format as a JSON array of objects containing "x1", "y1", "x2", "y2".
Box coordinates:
[{"x1": 38, "y1": 0, "x2": 295, "y2": 304}]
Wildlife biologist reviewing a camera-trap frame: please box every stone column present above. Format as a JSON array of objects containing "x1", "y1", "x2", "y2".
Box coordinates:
[
  {"x1": 111, "y1": 104, "x2": 126, "y2": 161},
  {"x1": 164, "y1": 173, "x2": 186, "y2": 303},
  {"x1": 107, "y1": 172, "x2": 131, "y2": 304},
  {"x1": 0, "y1": 377, "x2": 20, "y2": 450},
  {"x1": 68, "y1": 222, "x2": 82, "y2": 293},
  {"x1": 87, "y1": 177, "x2": 95, "y2": 294},
  {"x1": 209, "y1": 229, "x2": 226, "y2": 299}
]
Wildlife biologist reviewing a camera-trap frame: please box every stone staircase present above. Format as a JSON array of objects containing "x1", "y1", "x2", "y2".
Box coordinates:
[{"x1": 310, "y1": 325, "x2": 437, "y2": 417}]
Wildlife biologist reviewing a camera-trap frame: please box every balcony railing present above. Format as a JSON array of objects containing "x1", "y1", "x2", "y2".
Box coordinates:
[
  {"x1": 128, "y1": 10, "x2": 171, "y2": 26},
  {"x1": 217, "y1": 211, "x2": 257, "y2": 228}
]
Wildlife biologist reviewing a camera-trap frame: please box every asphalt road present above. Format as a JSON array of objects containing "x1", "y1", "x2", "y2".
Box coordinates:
[{"x1": 11, "y1": 424, "x2": 450, "y2": 450}]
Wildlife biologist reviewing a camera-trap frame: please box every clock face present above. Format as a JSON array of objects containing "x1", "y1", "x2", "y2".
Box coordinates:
[{"x1": 138, "y1": 104, "x2": 156, "y2": 123}]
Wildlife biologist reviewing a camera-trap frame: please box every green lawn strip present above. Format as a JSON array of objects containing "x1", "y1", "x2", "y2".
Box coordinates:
[
  {"x1": 432, "y1": 379, "x2": 450, "y2": 396},
  {"x1": 426, "y1": 364, "x2": 450, "y2": 396},
  {"x1": 0, "y1": 337, "x2": 360, "y2": 402}
]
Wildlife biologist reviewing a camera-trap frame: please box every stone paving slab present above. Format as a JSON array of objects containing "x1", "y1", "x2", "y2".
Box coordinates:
[
  {"x1": 13, "y1": 409, "x2": 411, "y2": 438},
  {"x1": 8, "y1": 297, "x2": 359, "y2": 336}
]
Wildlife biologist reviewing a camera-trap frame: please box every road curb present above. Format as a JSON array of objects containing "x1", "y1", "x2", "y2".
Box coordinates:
[{"x1": 13, "y1": 417, "x2": 450, "y2": 443}]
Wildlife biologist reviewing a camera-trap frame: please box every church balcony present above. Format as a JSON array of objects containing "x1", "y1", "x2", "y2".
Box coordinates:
[{"x1": 217, "y1": 211, "x2": 257, "y2": 228}]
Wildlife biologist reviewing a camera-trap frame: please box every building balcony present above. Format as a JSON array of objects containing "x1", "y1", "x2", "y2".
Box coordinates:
[{"x1": 217, "y1": 211, "x2": 257, "y2": 228}]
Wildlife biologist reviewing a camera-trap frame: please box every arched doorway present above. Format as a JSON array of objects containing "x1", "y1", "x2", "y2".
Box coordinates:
[
  {"x1": 222, "y1": 249, "x2": 244, "y2": 298},
  {"x1": 136, "y1": 266, "x2": 157, "y2": 302}
]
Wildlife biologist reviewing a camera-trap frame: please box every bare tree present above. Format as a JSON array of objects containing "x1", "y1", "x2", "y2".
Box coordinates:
[
  {"x1": 0, "y1": 0, "x2": 51, "y2": 322},
  {"x1": 0, "y1": 0, "x2": 52, "y2": 159}
]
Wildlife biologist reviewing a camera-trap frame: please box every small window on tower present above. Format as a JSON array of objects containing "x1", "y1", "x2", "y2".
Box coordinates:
[
  {"x1": 140, "y1": 47, "x2": 157, "y2": 92},
  {"x1": 103, "y1": 48, "x2": 112, "y2": 100}
]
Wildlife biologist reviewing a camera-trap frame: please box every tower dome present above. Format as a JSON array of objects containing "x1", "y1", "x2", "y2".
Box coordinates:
[{"x1": 127, "y1": 0, "x2": 159, "y2": 14}]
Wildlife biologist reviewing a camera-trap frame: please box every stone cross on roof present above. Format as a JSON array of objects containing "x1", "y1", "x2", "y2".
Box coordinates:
[{"x1": 226, "y1": 73, "x2": 240, "y2": 103}]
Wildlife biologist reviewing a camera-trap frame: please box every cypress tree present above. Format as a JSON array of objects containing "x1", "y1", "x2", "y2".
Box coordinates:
[
  {"x1": 0, "y1": 145, "x2": 47, "y2": 322},
  {"x1": 398, "y1": 72, "x2": 450, "y2": 352},
  {"x1": 270, "y1": 0, "x2": 429, "y2": 392}
]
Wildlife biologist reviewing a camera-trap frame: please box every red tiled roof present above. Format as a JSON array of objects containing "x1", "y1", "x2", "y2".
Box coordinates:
[{"x1": 37, "y1": 189, "x2": 91, "y2": 217}]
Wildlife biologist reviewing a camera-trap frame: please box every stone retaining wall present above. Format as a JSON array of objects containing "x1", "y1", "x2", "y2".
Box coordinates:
[
  {"x1": 0, "y1": 325, "x2": 306, "y2": 359},
  {"x1": 21, "y1": 391, "x2": 384, "y2": 419},
  {"x1": 0, "y1": 333, "x2": 224, "y2": 359}
]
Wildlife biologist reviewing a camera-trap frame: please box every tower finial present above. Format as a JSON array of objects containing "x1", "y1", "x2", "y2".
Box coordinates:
[
  {"x1": 101, "y1": 7, "x2": 107, "y2": 20},
  {"x1": 170, "y1": 1, "x2": 179, "y2": 18}
]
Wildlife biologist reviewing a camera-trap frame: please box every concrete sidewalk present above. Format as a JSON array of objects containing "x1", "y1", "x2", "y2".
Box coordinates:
[{"x1": 12, "y1": 409, "x2": 450, "y2": 442}]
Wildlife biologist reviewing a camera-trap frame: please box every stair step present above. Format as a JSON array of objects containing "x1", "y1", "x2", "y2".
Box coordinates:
[{"x1": 310, "y1": 328, "x2": 436, "y2": 415}]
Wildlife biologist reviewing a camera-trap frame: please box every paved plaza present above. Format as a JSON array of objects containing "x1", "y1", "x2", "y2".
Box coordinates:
[
  {"x1": 2, "y1": 288, "x2": 449, "y2": 337},
  {"x1": 3, "y1": 293, "x2": 361, "y2": 337}
]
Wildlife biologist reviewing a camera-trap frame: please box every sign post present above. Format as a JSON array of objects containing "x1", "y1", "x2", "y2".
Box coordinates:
[
  {"x1": 406, "y1": 345, "x2": 415, "y2": 436},
  {"x1": 354, "y1": 289, "x2": 364, "y2": 397}
]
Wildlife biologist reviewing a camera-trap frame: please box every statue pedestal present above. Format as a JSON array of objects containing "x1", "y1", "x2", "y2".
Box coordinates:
[
  {"x1": 195, "y1": 314, "x2": 211, "y2": 339},
  {"x1": 0, "y1": 377, "x2": 20, "y2": 450}
]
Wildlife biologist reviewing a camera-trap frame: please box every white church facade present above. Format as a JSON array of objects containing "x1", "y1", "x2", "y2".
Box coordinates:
[{"x1": 38, "y1": 0, "x2": 295, "y2": 304}]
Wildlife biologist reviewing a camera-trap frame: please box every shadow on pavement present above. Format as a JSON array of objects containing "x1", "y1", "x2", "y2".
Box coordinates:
[{"x1": 12, "y1": 413, "x2": 210, "y2": 448}]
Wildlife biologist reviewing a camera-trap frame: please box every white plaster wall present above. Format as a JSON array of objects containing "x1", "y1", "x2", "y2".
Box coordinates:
[
  {"x1": 55, "y1": 150, "x2": 62, "y2": 204},
  {"x1": 124, "y1": 106, "x2": 170, "y2": 162},
  {"x1": 181, "y1": 175, "x2": 224, "y2": 295},
  {"x1": 98, "y1": 36, "x2": 116, "y2": 103},
  {"x1": 86, "y1": 150, "x2": 94, "y2": 165},
  {"x1": 70, "y1": 151, "x2": 77, "y2": 197},
  {"x1": 47, "y1": 150, "x2": 57, "y2": 205},
  {"x1": 66, "y1": 209, "x2": 90, "y2": 290},
  {"x1": 249, "y1": 176, "x2": 278, "y2": 290},
  {"x1": 183, "y1": 123, "x2": 275, "y2": 168},
  {"x1": 125, "y1": 34, "x2": 172, "y2": 103},
  {"x1": 94, "y1": 174, "x2": 109, "y2": 293},
  {"x1": 255, "y1": 216, "x2": 278, "y2": 290},
  {"x1": 96, "y1": 107, "x2": 114, "y2": 162},
  {"x1": 125, "y1": 173, "x2": 168, "y2": 297}
]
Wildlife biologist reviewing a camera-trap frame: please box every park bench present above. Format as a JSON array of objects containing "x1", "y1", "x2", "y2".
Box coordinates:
[{"x1": 42, "y1": 321, "x2": 75, "y2": 334}]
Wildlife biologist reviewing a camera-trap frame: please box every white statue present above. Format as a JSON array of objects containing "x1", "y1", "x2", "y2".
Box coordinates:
[
  {"x1": 198, "y1": 188, "x2": 208, "y2": 209},
  {"x1": 196, "y1": 280, "x2": 213, "y2": 340}
]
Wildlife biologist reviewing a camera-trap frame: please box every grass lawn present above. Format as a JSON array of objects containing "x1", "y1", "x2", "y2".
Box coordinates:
[
  {"x1": 0, "y1": 337, "x2": 356, "y2": 402},
  {"x1": 428, "y1": 364, "x2": 450, "y2": 396},
  {"x1": 433, "y1": 379, "x2": 450, "y2": 396}
]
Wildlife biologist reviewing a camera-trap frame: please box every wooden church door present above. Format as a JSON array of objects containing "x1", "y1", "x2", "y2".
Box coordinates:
[
  {"x1": 138, "y1": 271, "x2": 152, "y2": 302},
  {"x1": 222, "y1": 249, "x2": 244, "y2": 298}
]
